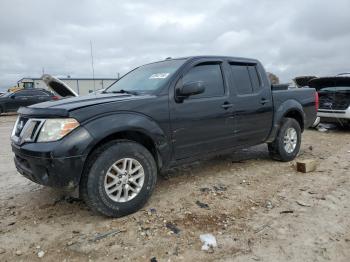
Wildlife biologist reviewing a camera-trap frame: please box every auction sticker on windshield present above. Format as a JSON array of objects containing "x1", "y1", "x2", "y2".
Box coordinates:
[{"x1": 149, "y1": 73, "x2": 170, "y2": 79}]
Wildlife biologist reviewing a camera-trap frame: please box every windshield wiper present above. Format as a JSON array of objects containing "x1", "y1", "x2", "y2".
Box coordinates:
[{"x1": 102, "y1": 89, "x2": 139, "y2": 95}]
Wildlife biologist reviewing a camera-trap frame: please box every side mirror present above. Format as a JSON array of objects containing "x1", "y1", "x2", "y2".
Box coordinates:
[{"x1": 176, "y1": 81, "x2": 205, "y2": 102}]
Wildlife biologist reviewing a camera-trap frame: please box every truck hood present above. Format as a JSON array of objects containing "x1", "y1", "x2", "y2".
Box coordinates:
[
  {"x1": 18, "y1": 93, "x2": 154, "y2": 118},
  {"x1": 308, "y1": 77, "x2": 350, "y2": 91},
  {"x1": 293, "y1": 76, "x2": 317, "y2": 87},
  {"x1": 42, "y1": 74, "x2": 78, "y2": 97}
]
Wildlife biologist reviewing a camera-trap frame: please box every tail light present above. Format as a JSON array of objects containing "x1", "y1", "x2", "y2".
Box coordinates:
[
  {"x1": 52, "y1": 95, "x2": 60, "y2": 100},
  {"x1": 314, "y1": 91, "x2": 319, "y2": 110}
]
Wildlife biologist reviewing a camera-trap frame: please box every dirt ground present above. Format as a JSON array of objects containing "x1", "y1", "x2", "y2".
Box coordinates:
[{"x1": 0, "y1": 114, "x2": 349, "y2": 262}]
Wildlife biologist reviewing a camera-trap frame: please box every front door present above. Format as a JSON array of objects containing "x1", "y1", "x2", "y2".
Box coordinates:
[{"x1": 170, "y1": 60, "x2": 235, "y2": 160}]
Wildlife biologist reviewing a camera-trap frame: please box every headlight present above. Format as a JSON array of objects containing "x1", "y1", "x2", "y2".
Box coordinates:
[{"x1": 37, "y1": 118, "x2": 79, "y2": 142}]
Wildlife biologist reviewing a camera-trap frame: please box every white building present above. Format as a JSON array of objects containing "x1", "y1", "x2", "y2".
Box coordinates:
[{"x1": 16, "y1": 77, "x2": 118, "y2": 95}]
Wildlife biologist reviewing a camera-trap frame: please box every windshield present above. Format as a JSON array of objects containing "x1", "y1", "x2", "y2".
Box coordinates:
[{"x1": 105, "y1": 59, "x2": 185, "y2": 94}]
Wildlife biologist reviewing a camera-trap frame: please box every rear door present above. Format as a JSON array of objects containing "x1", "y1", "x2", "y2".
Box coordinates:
[
  {"x1": 229, "y1": 63, "x2": 273, "y2": 146},
  {"x1": 170, "y1": 60, "x2": 235, "y2": 159}
]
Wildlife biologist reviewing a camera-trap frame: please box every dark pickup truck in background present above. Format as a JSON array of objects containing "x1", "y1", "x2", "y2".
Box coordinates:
[{"x1": 11, "y1": 56, "x2": 317, "y2": 217}]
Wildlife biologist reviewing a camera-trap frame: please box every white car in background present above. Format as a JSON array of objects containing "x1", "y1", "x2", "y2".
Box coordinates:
[{"x1": 308, "y1": 74, "x2": 350, "y2": 127}]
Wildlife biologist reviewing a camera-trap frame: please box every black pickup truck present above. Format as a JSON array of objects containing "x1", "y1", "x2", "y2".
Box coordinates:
[{"x1": 11, "y1": 56, "x2": 317, "y2": 217}]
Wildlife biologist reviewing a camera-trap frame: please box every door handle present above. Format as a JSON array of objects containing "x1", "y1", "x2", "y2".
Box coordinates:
[
  {"x1": 260, "y1": 98, "x2": 270, "y2": 105},
  {"x1": 221, "y1": 102, "x2": 233, "y2": 109}
]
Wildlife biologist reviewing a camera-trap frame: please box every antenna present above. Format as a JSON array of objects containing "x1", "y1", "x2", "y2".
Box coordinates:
[{"x1": 90, "y1": 40, "x2": 96, "y2": 93}]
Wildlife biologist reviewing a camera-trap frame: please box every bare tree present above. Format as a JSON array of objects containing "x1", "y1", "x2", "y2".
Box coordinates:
[{"x1": 267, "y1": 72, "x2": 280, "y2": 84}]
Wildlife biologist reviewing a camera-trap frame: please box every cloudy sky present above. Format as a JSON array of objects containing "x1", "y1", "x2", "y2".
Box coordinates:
[{"x1": 1, "y1": 0, "x2": 349, "y2": 90}]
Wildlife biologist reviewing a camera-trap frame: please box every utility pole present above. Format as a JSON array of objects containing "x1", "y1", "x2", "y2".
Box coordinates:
[{"x1": 90, "y1": 40, "x2": 96, "y2": 93}]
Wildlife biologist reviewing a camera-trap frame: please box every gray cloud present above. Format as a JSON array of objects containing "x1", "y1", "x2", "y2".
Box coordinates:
[{"x1": 1, "y1": 0, "x2": 349, "y2": 89}]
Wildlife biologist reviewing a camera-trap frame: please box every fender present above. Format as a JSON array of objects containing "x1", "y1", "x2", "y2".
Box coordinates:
[
  {"x1": 266, "y1": 99, "x2": 305, "y2": 142},
  {"x1": 82, "y1": 112, "x2": 172, "y2": 167}
]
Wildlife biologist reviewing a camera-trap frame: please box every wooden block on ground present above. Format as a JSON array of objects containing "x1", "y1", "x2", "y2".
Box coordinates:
[{"x1": 296, "y1": 159, "x2": 317, "y2": 173}]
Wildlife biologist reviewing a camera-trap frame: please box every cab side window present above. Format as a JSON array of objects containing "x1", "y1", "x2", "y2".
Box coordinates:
[
  {"x1": 230, "y1": 64, "x2": 261, "y2": 95},
  {"x1": 247, "y1": 66, "x2": 261, "y2": 91},
  {"x1": 182, "y1": 63, "x2": 225, "y2": 98}
]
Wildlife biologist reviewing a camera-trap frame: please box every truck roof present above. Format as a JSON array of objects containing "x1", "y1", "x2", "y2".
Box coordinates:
[{"x1": 166, "y1": 55, "x2": 259, "y2": 63}]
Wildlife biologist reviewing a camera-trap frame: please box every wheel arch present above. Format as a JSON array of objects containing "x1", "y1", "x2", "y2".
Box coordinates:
[
  {"x1": 266, "y1": 99, "x2": 305, "y2": 142},
  {"x1": 283, "y1": 109, "x2": 304, "y2": 131},
  {"x1": 85, "y1": 130, "x2": 162, "y2": 169},
  {"x1": 81, "y1": 113, "x2": 171, "y2": 175}
]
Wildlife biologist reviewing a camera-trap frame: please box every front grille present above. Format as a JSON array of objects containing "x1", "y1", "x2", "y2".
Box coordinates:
[
  {"x1": 14, "y1": 117, "x2": 29, "y2": 137},
  {"x1": 11, "y1": 117, "x2": 45, "y2": 145}
]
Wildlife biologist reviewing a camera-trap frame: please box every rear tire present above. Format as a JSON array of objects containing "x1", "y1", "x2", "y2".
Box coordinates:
[
  {"x1": 80, "y1": 140, "x2": 157, "y2": 217},
  {"x1": 268, "y1": 118, "x2": 301, "y2": 162}
]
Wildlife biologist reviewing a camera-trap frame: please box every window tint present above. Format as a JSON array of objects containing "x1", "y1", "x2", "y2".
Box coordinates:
[
  {"x1": 182, "y1": 63, "x2": 224, "y2": 98},
  {"x1": 247, "y1": 66, "x2": 260, "y2": 90},
  {"x1": 230, "y1": 65, "x2": 253, "y2": 95}
]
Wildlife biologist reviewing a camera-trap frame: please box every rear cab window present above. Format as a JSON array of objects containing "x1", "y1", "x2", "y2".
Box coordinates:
[{"x1": 230, "y1": 63, "x2": 261, "y2": 95}]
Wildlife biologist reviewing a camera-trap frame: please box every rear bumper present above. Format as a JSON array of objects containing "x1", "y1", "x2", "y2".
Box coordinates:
[{"x1": 12, "y1": 144, "x2": 86, "y2": 188}]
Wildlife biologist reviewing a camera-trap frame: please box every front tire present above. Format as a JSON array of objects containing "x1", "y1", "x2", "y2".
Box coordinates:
[
  {"x1": 268, "y1": 118, "x2": 301, "y2": 162},
  {"x1": 80, "y1": 140, "x2": 157, "y2": 217}
]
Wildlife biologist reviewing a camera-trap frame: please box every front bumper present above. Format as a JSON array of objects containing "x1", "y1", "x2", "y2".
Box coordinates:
[
  {"x1": 11, "y1": 125, "x2": 94, "y2": 188},
  {"x1": 317, "y1": 107, "x2": 350, "y2": 120},
  {"x1": 13, "y1": 146, "x2": 85, "y2": 188}
]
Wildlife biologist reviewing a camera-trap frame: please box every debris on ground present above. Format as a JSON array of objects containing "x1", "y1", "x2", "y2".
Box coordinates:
[
  {"x1": 316, "y1": 123, "x2": 338, "y2": 132},
  {"x1": 165, "y1": 222, "x2": 180, "y2": 234},
  {"x1": 296, "y1": 200, "x2": 312, "y2": 207},
  {"x1": 90, "y1": 229, "x2": 125, "y2": 242},
  {"x1": 200, "y1": 234, "x2": 217, "y2": 251},
  {"x1": 254, "y1": 223, "x2": 272, "y2": 234},
  {"x1": 280, "y1": 210, "x2": 294, "y2": 214},
  {"x1": 54, "y1": 196, "x2": 81, "y2": 205},
  {"x1": 195, "y1": 200, "x2": 209, "y2": 209},
  {"x1": 150, "y1": 257, "x2": 158, "y2": 262},
  {"x1": 265, "y1": 200, "x2": 273, "y2": 209},
  {"x1": 149, "y1": 208, "x2": 157, "y2": 214},
  {"x1": 37, "y1": 250, "x2": 45, "y2": 258},
  {"x1": 296, "y1": 159, "x2": 317, "y2": 173},
  {"x1": 317, "y1": 126, "x2": 328, "y2": 132},
  {"x1": 213, "y1": 184, "x2": 227, "y2": 192},
  {"x1": 199, "y1": 187, "x2": 211, "y2": 193}
]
